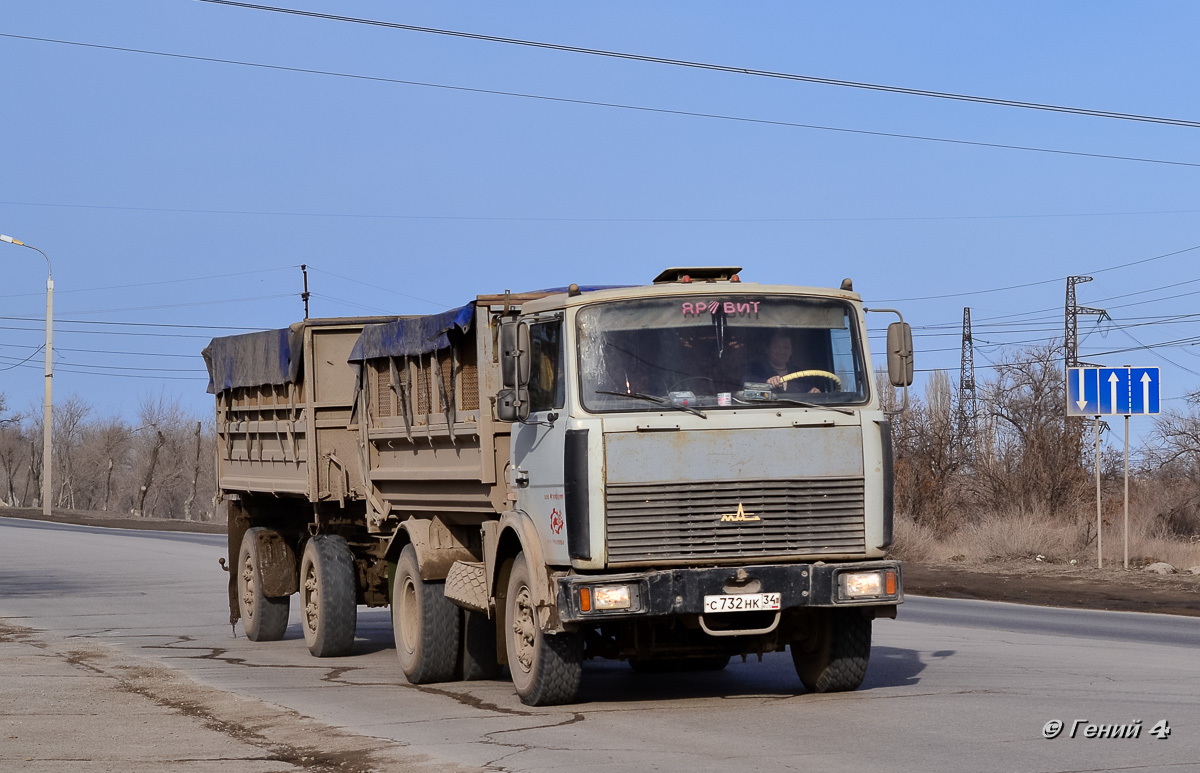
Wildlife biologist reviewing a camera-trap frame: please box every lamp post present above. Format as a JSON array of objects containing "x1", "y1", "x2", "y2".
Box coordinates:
[{"x1": 1, "y1": 234, "x2": 53, "y2": 517}]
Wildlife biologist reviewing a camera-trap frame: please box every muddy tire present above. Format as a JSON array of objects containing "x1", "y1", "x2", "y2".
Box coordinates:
[
  {"x1": 505, "y1": 553, "x2": 582, "y2": 706},
  {"x1": 299, "y1": 535, "x2": 357, "y2": 657},
  {"x1": 237, "y1": 528, "x2": 291, "y2": 642},
  {"x1": 460, "y1": 609, "x2": 501, "y2": 681},
  {"x1": 791, "y1": 609, "x2": 871, "y2": 693},
  {"x1": 392, "y1": 545, "x2": 460, "y2": 684}
]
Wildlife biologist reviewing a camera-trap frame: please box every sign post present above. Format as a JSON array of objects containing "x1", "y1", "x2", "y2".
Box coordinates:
[{"x1": 1067, "y1": 366, "x2": 1160, "y2": 569}]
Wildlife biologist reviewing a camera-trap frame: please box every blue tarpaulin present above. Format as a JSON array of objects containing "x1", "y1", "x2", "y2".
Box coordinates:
[
  {"x1": 348, "y1": 303, "x2": 475, "y2": 362},
  {"x1": 202, "y1": 327, "x2": 303, "y2": 394}
]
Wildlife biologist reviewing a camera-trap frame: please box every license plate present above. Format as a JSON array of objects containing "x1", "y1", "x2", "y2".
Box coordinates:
[{"x1": 702, "y1": 592, "x2": 781, "y2": 613}]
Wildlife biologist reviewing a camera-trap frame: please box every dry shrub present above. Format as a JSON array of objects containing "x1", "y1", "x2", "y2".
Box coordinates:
[
  {"x1": 888, "y1": 511, "x2": 944, "y2": 563},
  {"x1": 951, "y1": 509, "x2": 1087, "y2": 563}
]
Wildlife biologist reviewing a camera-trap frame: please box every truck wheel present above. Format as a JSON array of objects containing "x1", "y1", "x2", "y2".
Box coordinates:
[
  {"x1": 460, "y1": 609, "x2": 501, "y2": 681},
  {"x1": 505, "y1": 553, "x2": 582, "y2": 706},
  {"x1": 237, "y1": 528, "x2": 290, "y2": 642},
  {"x1": 299, "y1": 535, "x2": 357, "y2": 657},
  {"x1": 392, "y1": 545, "x2": 460, "y2": 683},
  {"x1": 791, "y1": 609, "x2": 871, "y2": 693}
]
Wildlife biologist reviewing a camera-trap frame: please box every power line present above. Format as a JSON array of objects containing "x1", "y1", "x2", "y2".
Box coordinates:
[
  {"x1": 0, "y1": 315, "x2": 258, "y2": 331},
  {"x1": 305, "y1": 265, "x2": 447, "y2": 308},
  {"x1": 0, "y1": 325, "x2": 220, "y2": 340},
  {"x1": 870, "y1": 242, "x2": 1200, "y2": 303},
  {"x1": 0, "y1": 342, "x2": 200, "y2": 359},
  {"x1": 9, "y1": 198, "x2": 1200, "y2": 223},
  {"x1": 0, "y1": 355, "x2": 204, "y2": 377},
  {"x1": 196, "y1": 1, "x2": 1200, "y2": 130},
  {"x1": 4, "y1": 32, "x2": 1199, "y2": 169},
  {"x1": 0, "y1": 345, "x2": 45, "y2": 373},
  {"x1": 57, "y1": 293, "x2": 297, "y2": 317},
  {"x1": 0, "y1": 264, "x2": 296, "y2": 300}
]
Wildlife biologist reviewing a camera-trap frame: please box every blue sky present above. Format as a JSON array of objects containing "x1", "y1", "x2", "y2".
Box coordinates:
[{"x1": 3, "y1": 2, "x2": 1199, "y2": 451}]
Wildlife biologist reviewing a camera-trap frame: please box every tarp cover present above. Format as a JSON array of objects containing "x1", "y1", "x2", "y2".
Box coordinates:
[
  {"x1": 349, "y1": 303, "x2": 475, "y2": 362},
  {"x1": 202, "y1": 327, "x2": 303, "y2": 394}
]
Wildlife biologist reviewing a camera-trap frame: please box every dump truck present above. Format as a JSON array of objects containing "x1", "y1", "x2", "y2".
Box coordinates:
[{"x1": 203, "y1": 267, "x2": 913, "y2": 705}]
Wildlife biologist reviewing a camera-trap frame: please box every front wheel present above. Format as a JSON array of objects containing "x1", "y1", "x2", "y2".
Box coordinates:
[
  {"x1": 505, "y1": 553, "x2": 582, "y2": 706},
  {"x1": 299, "y1": 535, "x2": 357, "y2": 657},
  {"x1": 237, "y1": 528, "x2": 290, "y2": 642},
  {"x1": 791, "y1": 609, "x2": 871, "y2": 693}
]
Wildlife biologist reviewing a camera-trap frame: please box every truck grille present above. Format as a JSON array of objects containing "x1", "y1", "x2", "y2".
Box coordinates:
[{"x1": 605, "y1": 477, "x2": 866, "y2": 565}]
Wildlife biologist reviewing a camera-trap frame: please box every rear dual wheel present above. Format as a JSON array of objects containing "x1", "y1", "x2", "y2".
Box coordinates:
[
  {"x1": 392, "y1": 545, "x2": 461, "y2": 683},
  {"x1": 237, "y1": 528, "x2": 290, "y2": 642},
  {"x1": 299, "y1": 535, "x2": 358, "y2": 657}
]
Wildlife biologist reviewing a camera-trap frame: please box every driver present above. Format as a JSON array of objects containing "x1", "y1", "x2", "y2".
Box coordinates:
[{"x1": 750, "y1": 330, "x2": 823, "y2": 393}]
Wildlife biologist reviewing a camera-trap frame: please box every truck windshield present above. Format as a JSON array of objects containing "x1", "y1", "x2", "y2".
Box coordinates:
[{"x1": 577, "y1": 296, "x2": 868, "y2": 413}]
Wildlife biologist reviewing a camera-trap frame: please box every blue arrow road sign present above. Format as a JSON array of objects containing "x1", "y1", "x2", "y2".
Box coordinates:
[
  {"x1": 1129, "y1": 367, "x2": 1160, "y2": 415},
  {"x1": 1098, "y1": 368, "x2": 1131, "y2": 415},
  {"x1": 1067, "y1": 367, "x2": 1099, "y2": 416},
  {"x1": 1068, "y1": 366, "x2": 1160, "y2": 416}
]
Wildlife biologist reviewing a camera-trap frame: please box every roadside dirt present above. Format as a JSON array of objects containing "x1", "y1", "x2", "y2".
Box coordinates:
[
  {"x1": 5, "y1": 506, "x2": 1199, "y2": 617},
  {"x1": 904, "y1": 560, "x2": 1200, "y2": 617}
]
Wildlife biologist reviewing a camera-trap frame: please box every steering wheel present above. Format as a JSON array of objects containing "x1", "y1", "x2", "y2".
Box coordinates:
[
  {"x1": 668, "y1": 376, "x2": 716, "y2": 393},
  {"x1": 778, "y1": 370, "x2": 842, "y2": 390}
]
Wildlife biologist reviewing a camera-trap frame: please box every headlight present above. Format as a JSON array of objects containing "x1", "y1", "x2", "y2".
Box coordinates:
[
  {"x1": 839, "y1": 571, "x2": 884, "y2": 599},
  {"x1": 593, "y1": 585, "x2": 632, "y2": 610},
  {"x1": 579, "y1": 584, "x2": 633, "y2": 612}
]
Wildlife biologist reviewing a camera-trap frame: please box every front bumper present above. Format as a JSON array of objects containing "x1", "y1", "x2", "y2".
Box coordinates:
[{"x1": 555, "y1": 560, "x2": 902, "y2": 624}]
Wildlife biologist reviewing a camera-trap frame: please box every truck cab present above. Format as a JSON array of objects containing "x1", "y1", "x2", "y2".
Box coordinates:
[{"x1": 489, "y1": 268, "x2": 911, "y2": 703}]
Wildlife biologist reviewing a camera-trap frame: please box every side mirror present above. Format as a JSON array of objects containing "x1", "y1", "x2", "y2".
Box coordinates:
[
  {"x1": 886, "y1": 322, "x2": 914, "y2": 387},
  {"x1": 497, "y1": 317, "x2": 531, "y2": 421},
  {"x1": 496, "y1": 386, "x2": 530, "y2": 422},
  {"x1": 500, "y1": 318, "x2": 519, "y2": 388}
]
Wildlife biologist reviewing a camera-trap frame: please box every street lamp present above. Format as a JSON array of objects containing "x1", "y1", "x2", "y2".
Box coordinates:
[{"x1": 1, "y1": 234, "x2": 53, "y2": 517}]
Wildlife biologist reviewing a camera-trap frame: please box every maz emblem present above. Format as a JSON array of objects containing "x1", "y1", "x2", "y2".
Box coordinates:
[{"x1": 720, "y1": 502, "x2": 760, "y2": 523}]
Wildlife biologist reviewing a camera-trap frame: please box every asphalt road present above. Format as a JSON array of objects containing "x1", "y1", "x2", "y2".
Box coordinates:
[{"x1": 1, "y1": 516, "x2": 1198, "y2": 773}]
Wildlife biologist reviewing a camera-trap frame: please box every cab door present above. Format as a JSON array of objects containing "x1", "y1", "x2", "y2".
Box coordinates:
[{"x1": 511, "y1": 317, "x2": 571, "y2": 565}]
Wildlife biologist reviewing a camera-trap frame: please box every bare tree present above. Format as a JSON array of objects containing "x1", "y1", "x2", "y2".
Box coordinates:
[
  {"x1": 1142, "y1": 389, "x2": 1200, "y2": 538},
  {"x1": 0, "y1": 397, "x2": 27, "y2": 506},
  {"x1": 1149, "y1": 390, "x2": 1200, "y2": 467},
  {"x1": 973, "y1": 343, "x2": 1088, "y2": 514},
  {"x1": 53, "y1": 395, "x2": 92, "y2": 510},
  {"x1": 183, "y1": 421, "x2": 202, "y2": 520},
  {"x1": 892, "y1": 371, "x2": 963, "y2": 526},
  {"x1": 131, "y1": 394, "x2": 193, "y2": 517},
  {"x1": 76, "y1": 416, "x2": 134, "y2": 512}
]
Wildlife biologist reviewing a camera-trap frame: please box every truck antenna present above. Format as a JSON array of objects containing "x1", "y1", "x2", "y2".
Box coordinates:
[{"x1": 301, "y1": 264, "x2": 311, "y2": 319}]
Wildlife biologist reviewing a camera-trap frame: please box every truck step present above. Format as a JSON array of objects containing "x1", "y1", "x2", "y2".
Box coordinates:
[{"x1": 444, "y1": 561, "x2": 489, "y2": 614}]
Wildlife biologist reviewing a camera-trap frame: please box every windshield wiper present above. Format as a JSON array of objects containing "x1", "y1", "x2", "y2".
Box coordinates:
[
  {"x1": 750, "y1": 396, "x2": 854, "y2": 416},
  {"x1": 595, "y1": 390, "x2": 708, "y2": 419}
]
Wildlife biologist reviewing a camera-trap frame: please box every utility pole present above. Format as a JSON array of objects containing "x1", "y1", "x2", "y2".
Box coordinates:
[
  {"x1": 1065, "y1": 275, "x2": 1107, "y2": 561},
  {"x1": 957, "y1": 306, "x2": 977, "y2": 462},
  {"x1": 1, "y1": 234, "x2": 53, "y2": 517},
  {"x1": 1064, "y1": 276, "x2": 1105, "y2": 368}
]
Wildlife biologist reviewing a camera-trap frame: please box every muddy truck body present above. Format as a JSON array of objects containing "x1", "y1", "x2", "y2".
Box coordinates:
[{"x1": 203, "y1": 267, "x2": 913, "y2": 705}]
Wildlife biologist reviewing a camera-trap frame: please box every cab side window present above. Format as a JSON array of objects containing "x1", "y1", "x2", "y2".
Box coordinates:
[{"x1": 528, "y1": 320, "x2": 564, "y2": 412}]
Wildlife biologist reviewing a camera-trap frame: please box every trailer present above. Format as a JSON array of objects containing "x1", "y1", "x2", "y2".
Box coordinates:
[{"x1": 203, "y1": 268, "x2": 913, "y2": 705}]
